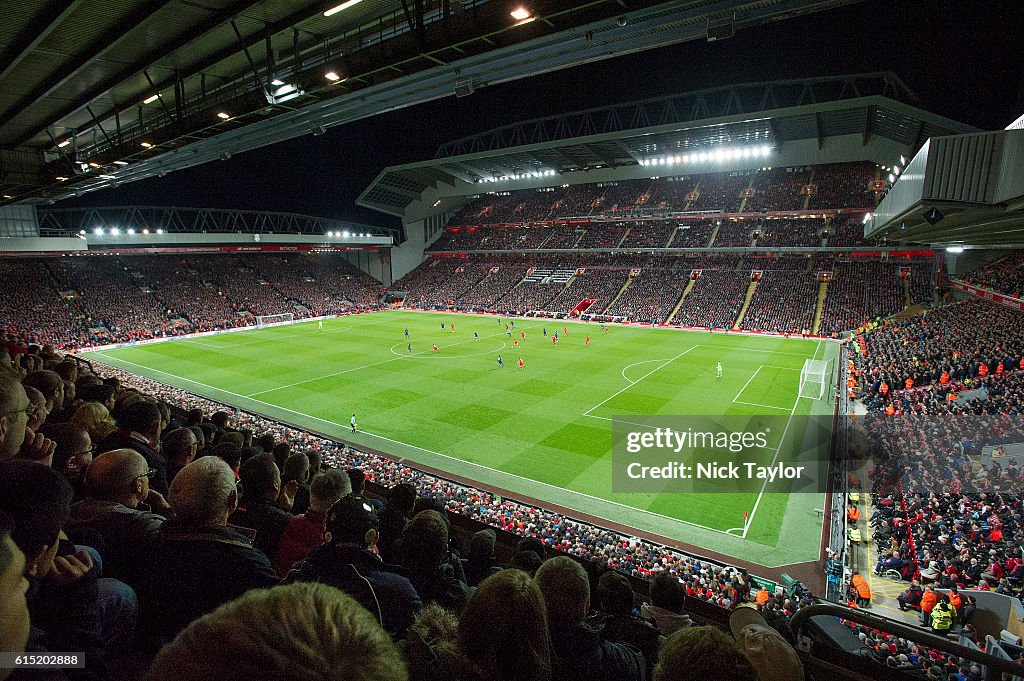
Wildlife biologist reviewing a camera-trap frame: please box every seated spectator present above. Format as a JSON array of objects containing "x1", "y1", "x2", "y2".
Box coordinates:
[
  {"x1": 0, "y1": 460, "x2": 107, "y2": 678},
  {"x1": 640, "y1": 571, "x2": 692, "y2": 636},
  {"x1": 229, "y1": 453, "x2": 293, "y2": 558},
  {"x1": 144, "y1": 582, "x2": 408, "y2": 681},
  {"x1": 465, "y1": 529, "x2": 502, "y2": 587},
  {"x1": 378, "y1": 482, "x2": 417, "y2": 563},
  {"x1": 592, "y1": 570, "x2": 662, "y2": 673},
  {"x1": 161, "y1": 427, "x2": 198, "y2": 487},
  {"x1": 68, "y1": 449, "x2": 166, "y2": 587},
  {"x1": 285, "y1": 495, "x2": 420, "y2": 639},
  {"x1": 97, "y1": 400, "x2": 169, "y2": 496},
  {"x1": 0, "y1": 511, "x2": 31, "y2": 681},
  {"x1": 458, "y1": 569, "x2": 552, "y2": 681},
  {"x1": 0, "y1": 367, "x2": 31, "y2": 462},
  {"x1": 143, "y1": 457, "x2": 277, "y2": 644},
  {"x1": 272, "y1": 469, "x2": 351, "y2": 576},
  {"x1": 43, "y1": 423, "x2": 94, "y2": 501},
  {"x1": 348, "y1": 467, "x2": 383, "y2": 511},
  {"x1": 70, "y1": 402, "x2": 117, "y2": 442},
  {"x1": 535, "y1": 556, "x2": 646, "y2": 681},
  {"x1": 399, "y1": 510, "x2": 472, "y2": 613},
  {"x1": 282, "y1": 452, "x2": 312, "y2": 515},
  {"x1": 729, "y1": 606, "x2": 804, "y2": 681},
  {"x1": 654, "y1": 626, "x2": 757, "y2": 681},
  {"x1": 22, "y1": 370, "x2": 65, "y2": 422}
]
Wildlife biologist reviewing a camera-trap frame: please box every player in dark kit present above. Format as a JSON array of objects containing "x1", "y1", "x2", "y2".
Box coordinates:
[{"x1": 497, "y1": 355, "x2": 504, "y2": 368}]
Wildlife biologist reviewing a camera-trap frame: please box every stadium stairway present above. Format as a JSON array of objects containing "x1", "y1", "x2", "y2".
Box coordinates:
[
  {"x1": 615, "y1": 228, "x2": 630, "y2": 249},
  {"x1": 667, "y1": 278, "x2": 697, "y2": 324},
  {"x1": 902, "y1": 277, "x2": 911, "y2": 310},
  {"x1": 706, "y1": 221, "x2": 721, "y2": 247},
  {"x1": 605, "y1": 275, "x2": 633, "y2": 311},
  {"x1": 665, "y1": 224, "x2": 680, "y2": 247},
  {"x1": 812, "y1": 281, "x2": 829, "y2": 335},
  {"x1": 802, "y1": 166, "x2": 816, "y2": 211},
  {"x1": 732, "y1": 279, "x2": 759, "y2": 330}
]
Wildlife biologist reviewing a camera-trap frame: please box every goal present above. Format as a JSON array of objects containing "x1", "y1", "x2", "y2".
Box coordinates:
[
  {"x1": 799, "y1": 359, "x2": 829, "y2": 400},
  {"x1": 255, "y1": 313, "x2": 295, "y2": 328}
]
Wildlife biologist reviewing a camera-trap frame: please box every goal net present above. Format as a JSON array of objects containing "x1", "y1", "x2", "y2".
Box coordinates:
[
  {"x1": 255, "y1": 313, "x2": 295, "y2": 328},
  {"x1": 799, "y1": 359, "x2": 829, "y2": 400}
]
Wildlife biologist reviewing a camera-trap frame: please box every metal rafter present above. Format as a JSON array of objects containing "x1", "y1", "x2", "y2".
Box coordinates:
[
  {"x1": 0, "y1": 0, "x2": 86, "y2": 83},
  {"x1": 0, "y1": 0, "x2": 179, "y2": 132}
]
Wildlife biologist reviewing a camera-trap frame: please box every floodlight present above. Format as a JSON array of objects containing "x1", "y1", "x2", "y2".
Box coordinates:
[
  {"x1": 324, "y1": 0, "x2": 363, "y2": 16},
  {"x1": 143, "y1": 94, "x2": 160, "y2": 104},
  {"x1": 511, "y1": 7, "x2": 531, "y2": 20},
  {"x1": 946, "y1": 245, "x2": 964, "y2": 254}
]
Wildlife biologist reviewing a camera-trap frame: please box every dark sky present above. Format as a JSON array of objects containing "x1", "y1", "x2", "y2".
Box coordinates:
[{"x1": 61, "y1": 0, "x2": 1024, "y2": 230}]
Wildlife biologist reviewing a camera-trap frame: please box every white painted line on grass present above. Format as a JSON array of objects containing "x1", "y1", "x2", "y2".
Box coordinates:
[
  {"x1": 732, "y1": 400, "x2": 792, "y2": 411},
  {"x1": 733, "y1": 365, "x2": 764, "y2": 404},
  {"x1": 582, "y1": 345, "x2": 697, "y2": 417},
  {"x1": 620, "y1": 358, "x2": 674, "y2": 385}
]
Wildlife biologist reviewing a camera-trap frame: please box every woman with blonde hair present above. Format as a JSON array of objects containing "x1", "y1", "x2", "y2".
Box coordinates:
[{"x1": 71, "y1": 401, "x2": 117, "y2": 441}]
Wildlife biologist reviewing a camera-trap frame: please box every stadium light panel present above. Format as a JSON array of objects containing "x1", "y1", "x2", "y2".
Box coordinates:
[
  {"x1": 113, "y1": 160, "x2": 128, "y2": 166},
  {"x1": 888, "y1": 174, "x2": 896, "y2": 183},
  {"x1": 127, "y1": 229, "x2": 135, "y2": 235},
  {"x1": 110, "y1": 228, "x2": 120, "y2": 235},
  {"x1": 142, "y1": 229, "x2": 149, "y2": 235},
  {"x1": 140, "y1": 141, "x2": 153, "y2": 148},
  {"x1": 946, "y1": 245, "x2": 964, "y2": 253},
  {"x1": 217, "y1": 112, "x2": 230, "y2": 119},
  {"x1": 511, "y1": 7, "x2": 531, "y2": 20},
  {"x1": 156, "y1": 229, "x2": 164, "y2": 235},
  {"x1": 270, "y1": 78, "x2": 285, "y2": 86},
  {"x1": 325, "y1": 71, "x2": 341, "y2": 82},
  {"x1": 143, "y1": 93, "x2": 160, "y2": 104},
  {"x1": 57, "y1": 139, "x2": 71, "y2": 148},
  {"x1": 99, "y1": 174, "x2": 115, "y2": 179},
  {"x1": 900, "y1": 155, "x2": 907, "y2": 166},
  {"x1": 343, "y1": 230, "x2": 350, "y2": 238},
  {"x1": 93, "y1": 228, "x2": 102, "y2": 235},
  {"x1": 324, "y1": 0, "x2": 363, "y2": 16}
]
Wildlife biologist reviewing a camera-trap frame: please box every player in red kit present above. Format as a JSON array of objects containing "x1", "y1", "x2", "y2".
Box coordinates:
[
  {"x1": 513, "y1": 339, "x2": 519, "y2": 348},
  {"x1": 552, "y1": 336, "x2": 557, "y2": 346},
  {"x1": 585, "y1": 335, "x2": 591, "y2": 345},
  {"x1": 563, "y1": 326, "x2": 568, "y2": 335},
  {"x1": 432, "y1": 344, "x2": 438, "y2": 352},
  {"x1": 520, "y1": 331, "x2": 525, "y2": 340},
  {"x1": 517, "y1": 357, "x2": 524, "y2": 369}
]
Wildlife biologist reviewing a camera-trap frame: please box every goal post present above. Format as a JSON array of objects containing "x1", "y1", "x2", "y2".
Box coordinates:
[
  {"x1": 255, "y1": 313, "x2": 295, "y2": 328},
  {"x1": 799, "y1": 359, "x2": 829, "y2": 400}
]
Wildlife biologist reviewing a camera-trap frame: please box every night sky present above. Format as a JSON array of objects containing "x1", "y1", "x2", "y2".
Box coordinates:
[{"x1": 60, "y1": 0, "x2": 1024, "y2": 231}]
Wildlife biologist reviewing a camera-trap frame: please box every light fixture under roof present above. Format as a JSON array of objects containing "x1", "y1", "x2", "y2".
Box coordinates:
[
  {"x1": 140, "y1": 141, "x2": 153, "y2": 148},
  {"x1": 324, "y1": 0, "x2": 362, "y2": 16},
  {"x1": 57, "y1": 139, "x2": 71, "y2": 148},
  {"x1": 217, "y1": 112, "x2": 230, "y2": 119},
  {"x1": 270, "y1": 78, "x2": 284, "y2": 86},
  {"x1": 113, "y1": 160, "x2": 128, "y2": 166},
  {"x1": 324, "y1": 71, "x2": 341, "y2": 82},
  {"x1": 143, "y1": 93, "x2": 160, "y2": 104},
  {"x1": 510, "y1": 7, "x2": 531, "y2": 20}
]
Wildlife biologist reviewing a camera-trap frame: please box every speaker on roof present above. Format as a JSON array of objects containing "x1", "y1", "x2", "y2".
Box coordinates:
[
  {"x1": 455, "y1": 78, "x2": 476, "y2": 98},
  {"x1": 922, "y1": 207, "x2": 944, "y2": 225}
]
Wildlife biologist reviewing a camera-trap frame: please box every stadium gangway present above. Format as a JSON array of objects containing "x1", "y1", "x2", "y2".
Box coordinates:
[{"x1": 789, "y1": 603, "x2": 1024, "y2": 681}]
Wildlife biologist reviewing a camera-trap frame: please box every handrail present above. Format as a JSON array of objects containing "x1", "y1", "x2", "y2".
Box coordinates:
[{"x1": 790, "y1": 603, "x2": 1024, "y2": 677}]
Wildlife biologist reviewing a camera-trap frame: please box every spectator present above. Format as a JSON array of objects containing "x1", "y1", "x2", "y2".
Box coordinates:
[
  {"x1": 272, "y1": 469, "x2": 351, "y2": 576},
  {"x1": 145, "y1": 583, "x2": 408, "y2": 681},
  {"x1": 282, "y1": 452, "x2": 312, "y2": 515},
  {"x1": 0, "y1": 460, "x2": 107, "y2": 678},
  {"x1": 0, "y1": 367, "x2": 31, "y2": 462},
  {"x1": 348, "y1": 467, "x2": 383, "y2": 511},
  {"x1": 458, "y1": 569, "x2": 552, "y2": 681},
  {"x1": 593, "y1": 570, "x2": 662, "y2": 673},
  {"x1": 68, "y1": 449, "x2": 166, "y2": 587},
  {"x1": 0, "y1": 511, "x2": 31, "y2": 681},
  {"x1": 44, "y1": 423, "x2": 94, "y2": 500},
  {"x1": 22, "y1": 370, "x2": 65, "y2": 422},
  {"x1": 728, "y1": 606, "x2": 804, "y2": 681},
  {"x1": 161, "y1": 427, "x2": 198, "y2": 487},
  {"x1": 70, "y1": 402, "x2": 116, "y2": 442},
  {"x1": 285, "y1": 496, "x2": 421, "y2": 639},
  {"x1": 535, "y1": 556, "x2": 646, "y2": 681},
  {"x1": 143, "y1": 457, "x2": 277, "y2": 643},
  {"x1": 641, "y1": 571, "x2": 692, "y2": 635},
  {"x1": 465, "y1": 529, "x2": 502, "y2": 587},
  {"x1": 230, "y1": 453, "x2": 294, "y2": 558},
  {"x1": 653, "y1": 626, "x2": 757, "y2": 681},
  {"x1": 97, "y1": 400, "x2": 169, "y2": 496},
  {"x1": 378, "y1": 482, "x2": 417, "y2": 562},
  {"x1": 399, "y1": 510, "x2": 471, "y2": 613}
]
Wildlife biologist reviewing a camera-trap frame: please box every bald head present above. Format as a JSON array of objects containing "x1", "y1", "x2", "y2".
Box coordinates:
[{"x1": 86, "y1": 449, "x2": 149, "y2": 503}]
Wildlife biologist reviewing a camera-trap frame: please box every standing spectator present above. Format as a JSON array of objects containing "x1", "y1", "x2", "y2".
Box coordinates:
[
  {"x1": 348, "y1": 467, "x2": 383, "y2": 511},
  {"x1": 465, "y1": 529, "x2": 502, "y2": 587},
  {"x1": 378, "y1": 482, "x2": 417, "y2": 563},
  {"x1": 282, "y1": 453, "x2": 312, "y2": 516},
  {"x1": 534, "y1": 556, "x2": 646, "y2": 681},
  {"x1": 399, "y1": 510, "x2": 471, "y2": 613},
  {"x1": 653, "y1": 626, "x2": 756, "y2": 681}
]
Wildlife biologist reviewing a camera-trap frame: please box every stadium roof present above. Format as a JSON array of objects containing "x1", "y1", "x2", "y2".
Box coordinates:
[
  {"x1": 0, "y1": 0, "x2": 865, "y2": 205},
  {"x1": 357, "y1": 72, "x2": 976, "y2": 217}
]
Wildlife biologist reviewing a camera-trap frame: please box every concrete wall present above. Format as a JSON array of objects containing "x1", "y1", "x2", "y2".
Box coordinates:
[{"x1": 0, "y1": 205, "x2": 39, "y2": 237}]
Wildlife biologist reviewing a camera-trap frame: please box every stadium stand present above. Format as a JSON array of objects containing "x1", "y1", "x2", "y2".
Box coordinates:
[
  {"x1": 671, "y1": 270, "x2": 750, "y2": 329},
  {"x1": 959, "y1": 250, "x2": 1024, "y2": 298},
  {"x1": 739, "y1": 271, "x2": 818, "y2": 334}
]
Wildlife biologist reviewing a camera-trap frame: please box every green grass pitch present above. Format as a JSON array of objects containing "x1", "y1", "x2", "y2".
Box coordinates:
[{"x1": 84, "y1": 310, "x2": 839, "y2": 568}]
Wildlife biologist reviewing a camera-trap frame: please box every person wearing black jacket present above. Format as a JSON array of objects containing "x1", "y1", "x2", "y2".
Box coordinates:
[
  {"x1": 142, "y1": 457, "x2": 277, "y2": 645},
  {"x1": 535, "y1": 556, "x2": 647, "y2": 681},
  {"x1": 97, "y1": 401, "x2": 168, "y2": 497},
  {"x1": 284, "y1": 496, "x2": 421, "y2": 639},
  {"x1": 229, "y1": 453, "x2": 293, "y2": 559}
]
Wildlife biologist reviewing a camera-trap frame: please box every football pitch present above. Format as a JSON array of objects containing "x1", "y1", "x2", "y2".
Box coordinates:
[{"x1": 84, "y1": 310, "x2": 839, "y2": 568}]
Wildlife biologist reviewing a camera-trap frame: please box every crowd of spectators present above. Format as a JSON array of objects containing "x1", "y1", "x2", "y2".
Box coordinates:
[
  {"x1": 817, "y1": 261, "x2": 927, "y2": 336},
  {"x1": 546, "y1": 268, "x2": 629, "y2": 315},
  {"x1": 671, "y1": 270, "x2": 750, "y2": 329},
  {"x1": 754, "y1": 220, "x2": 825, "y2": 248},
  {"x1": 447, "y1": 161, "x2": 880, "y2": 228},
  {"x1": 739, "y1": 272, "x2": 818, "y2": 334},
  {"x1": 666, "y1": 222, "x2": 715, "y2": 248},
  {"x1": 958, "y1": 251, "x2": 1024, "y2": 299},
  {"x1": 0, "y1": 254, "x2": 384, "y2": 349},
  {"x1": 603, "y1": 268, "x2": 690, "y2": 324}
]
